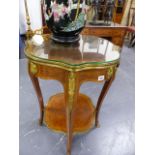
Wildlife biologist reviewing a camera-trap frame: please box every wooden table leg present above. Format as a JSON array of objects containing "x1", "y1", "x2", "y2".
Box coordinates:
[
  {"x1": 95, "y1": 77, "x2": 114, "y2": 127},
  {"x1": 28, "y1": 64, "x2": 44, "y2": 126},
  {"x1": 64, "y1": 72, "x2": 79, "y2": 155}
]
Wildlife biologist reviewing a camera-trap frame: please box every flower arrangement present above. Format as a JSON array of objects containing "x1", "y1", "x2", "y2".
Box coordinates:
[
  {"x1": 45, "y1": 1, "x2": 69, "y2": 22},
  {"x1": 45, "y1": 0, "x2": 87, "y2": 22}
]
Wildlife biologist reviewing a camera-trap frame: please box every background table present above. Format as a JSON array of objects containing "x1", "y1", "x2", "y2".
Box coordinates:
[{"x1": 25, "y1": 35, "x2": 121, "y2": 155}]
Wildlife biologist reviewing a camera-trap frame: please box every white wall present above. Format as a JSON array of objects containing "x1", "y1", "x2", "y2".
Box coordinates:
[{"x1": 19, "y1": 0, "x2": 42, "y2": 34}]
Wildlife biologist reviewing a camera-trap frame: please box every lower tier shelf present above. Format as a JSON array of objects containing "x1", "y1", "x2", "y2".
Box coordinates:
[{"x1": 44, "y1": 93, "x2": 95, "y2": 134}]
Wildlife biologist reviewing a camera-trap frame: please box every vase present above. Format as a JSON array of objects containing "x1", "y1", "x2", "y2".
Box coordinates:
[{"x1": 44, "y1": 0, "x2": 88, "y2": 43}]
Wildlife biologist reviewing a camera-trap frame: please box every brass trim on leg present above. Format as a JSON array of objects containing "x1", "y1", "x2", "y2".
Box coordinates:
[
  {"x1": 66, "y1": 71, "x2": 76, "y2": 155},
  {"x1": 68, "y1": 72, "x2": 76, "y2": 111},
  {"x1": 106, "y1": 66, "x2": 113, "y2": 80},
  {"x1": 30, "y1": 62, "x2": 38, "y2": 75}
]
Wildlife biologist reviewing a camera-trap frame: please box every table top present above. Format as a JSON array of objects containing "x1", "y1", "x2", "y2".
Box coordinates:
[{"x1": 25, "y1": 35, "x2": 120, "y2": 69}]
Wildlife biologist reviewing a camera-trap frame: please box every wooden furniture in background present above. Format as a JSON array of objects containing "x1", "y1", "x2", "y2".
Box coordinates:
[
  {"x1": 25, "y1": 35, "x2": 121, "y2": 155},
  {"x1": 112, "y1": 0, "x2": 127, "y2": 23},
  {"x1": 82, "y1": 25, "x2": 127, "y2": 47}
]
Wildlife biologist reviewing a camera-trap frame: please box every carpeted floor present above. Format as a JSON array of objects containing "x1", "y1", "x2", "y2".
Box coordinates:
[{"x1": 19, "y1": 44, "x2": 135, "y2": 155}]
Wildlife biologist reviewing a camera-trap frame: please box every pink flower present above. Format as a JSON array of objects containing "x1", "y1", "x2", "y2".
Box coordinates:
[
  {"x1": 54, "y1": 12, "x2": 60, "y2": 22},
  {"x1": 62, "y1": 6, "x2": 68, "y2": 15},
  {"x1": 62, "y1": 7, "x2": 66, "y2": 14}
]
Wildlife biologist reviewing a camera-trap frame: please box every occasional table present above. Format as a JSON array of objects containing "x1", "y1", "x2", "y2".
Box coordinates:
[{"x1": 24, "y1": 34, "x2": 121, "y2": 155}]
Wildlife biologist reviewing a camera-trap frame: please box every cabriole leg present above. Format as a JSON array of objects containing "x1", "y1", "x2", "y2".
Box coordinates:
[
  {"x1": 28, "y1": 62, "x2": 44, "y2": 125},
  {"x1": 95, "y1": 66, "x2": 116, "y2": 128}
]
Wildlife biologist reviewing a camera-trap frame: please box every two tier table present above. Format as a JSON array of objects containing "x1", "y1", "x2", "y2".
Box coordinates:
[{"x1": 24, "y1": 34, "x2": 121, "y2": 155}]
